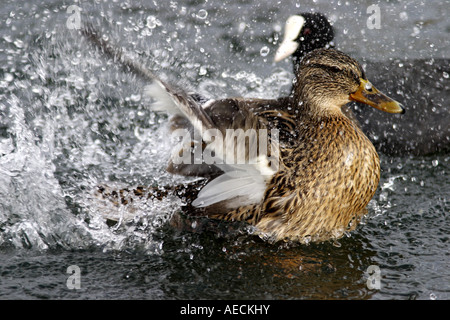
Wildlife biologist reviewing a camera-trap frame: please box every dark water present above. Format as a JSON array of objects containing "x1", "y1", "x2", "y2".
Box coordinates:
[{"x1": 0, "y1": 0, "x2": 449, "y2": 300}]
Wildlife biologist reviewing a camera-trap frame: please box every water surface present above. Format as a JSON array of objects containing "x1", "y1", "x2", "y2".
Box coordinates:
[{"x1": 0, "y1": 0, "x2": 448, "y2": 300}]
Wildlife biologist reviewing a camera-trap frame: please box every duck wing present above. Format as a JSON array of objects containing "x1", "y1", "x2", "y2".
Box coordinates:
[{"x1": 81, "y1": 25, "x2": 280, "y2": 209}]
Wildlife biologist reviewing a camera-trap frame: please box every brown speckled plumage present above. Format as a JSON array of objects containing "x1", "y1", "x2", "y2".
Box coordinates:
[
  {"x1": 196, "y1": 48, "x2": 403, "y2": 243},
  {"x1": 82, "y1": 25, "x2": 404, "y2": 244},
  {"x1": 219, "y1": 114, "x2": 380, "y2": 243}
]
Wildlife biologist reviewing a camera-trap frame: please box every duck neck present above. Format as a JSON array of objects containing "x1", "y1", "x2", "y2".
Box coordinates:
[{"x1": 293, "y1": 88, "x2": 345, "y2": 121}]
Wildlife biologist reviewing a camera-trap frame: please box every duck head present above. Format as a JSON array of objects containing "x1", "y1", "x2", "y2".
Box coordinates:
[
  {"x1": 294, "y1": 49, "x2": 405, "y2": 116},
  {"x1": 274, "y1": 12, "x2": 334, "y2": 63}
]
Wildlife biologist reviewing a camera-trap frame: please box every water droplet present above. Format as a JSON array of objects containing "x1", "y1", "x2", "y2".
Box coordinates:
[
  {"x1": 146, "y1": 16, "x2": 161, "y2": 29},
  {"x1": 379, "y1": 191, "x2": 388, "y2": 202},
  {"x1": 13, "y1": 39, "x2": 24, "y2": 48},
  {"x1": 130, "y1": 94, "x2": 141, "y2": 102},
  {"x1": 88, "y1": 77, "x2": 98, "y2": 86},
  {"x1": 4, "y1": 73, "x2": 13, "y2": 82},
  {"x1": 238, "y1": 22, "x2": 246, "y2": 34},
  {"x1": 429, "y1": 293, "x2": 437, "y2": 300},
  {"x1": 399, "y1": 12, "x2": 408, "y2": 21},
  {"x1": 443, "y1": 72, "x2": 449, "y2": 79},
  {"x1": 432, "y1": 160, "x2": 438, "y2": 167},
  {"x1": 31, "y1": 87, "x2": 43, "y2": 94},
  {"x1": 71, "y1": 57, "x2": 80, "y2": 66},
  {"x1": 198, "y1": 66, "x2": 207, "y2": 76},
  {"x1": 303, "y1": 235, "x2": 312, "y2": 244},
  {"x1": 332, "y1": 240, "x2": 341, "y2": 248},
  {"x1": 260, "y1": 46, "x2": 270, "y2": 57},
  {"x1": 411, "y1": 26, "x2": 420, "y2": 37},
  {"x1": 196, "y1": 9, "x2": 208, "y2": 20}
]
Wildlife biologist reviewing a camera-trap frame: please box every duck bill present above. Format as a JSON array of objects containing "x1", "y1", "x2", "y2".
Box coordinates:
[
  {"x1": 274, "y1": 41, "x2": 299, "y2": 62},
  {"x1": 274, "y1": 15, "x2": 305, "y2": 62},
  {"x1": 350, "y1": 79, "x2": 405, "y2": 114}
]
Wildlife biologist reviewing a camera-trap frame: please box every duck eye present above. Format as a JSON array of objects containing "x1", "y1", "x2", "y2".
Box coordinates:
[
  {"x1": 328, "y1": 66, "x2": 341, "y2": 73},
  {"x1": 303, "y1": 28, "x2": 311, "y2": 36}
]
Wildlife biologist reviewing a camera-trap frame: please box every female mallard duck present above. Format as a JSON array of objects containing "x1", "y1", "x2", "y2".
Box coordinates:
[
  {"x1": 82, "y1": 26, "x2": 404, "y2": 243},
  {"x1": 275, "y1": 12, "x2": 449, "y2": 156}
]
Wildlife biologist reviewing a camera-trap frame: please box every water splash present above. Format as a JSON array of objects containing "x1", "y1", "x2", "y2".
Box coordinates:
[
  {"x1": 0, "y1": 28, "x2": 188, "y2": 253},
  {"x1": 0, "y1": 95, "x2": 92, "y2": 250}
]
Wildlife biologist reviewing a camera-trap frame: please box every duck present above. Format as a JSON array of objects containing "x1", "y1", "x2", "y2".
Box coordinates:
[
  {"x1": 275, "y1": 12, "x2": 449, "y2": 156},
  {"x1": 81, "y1": 26, "x2": 404, "y2": 243}
]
